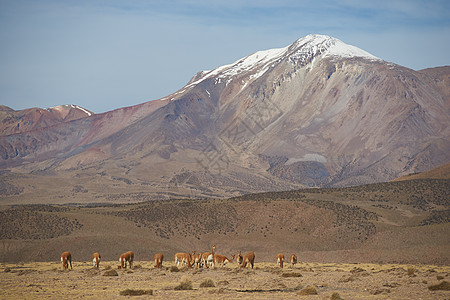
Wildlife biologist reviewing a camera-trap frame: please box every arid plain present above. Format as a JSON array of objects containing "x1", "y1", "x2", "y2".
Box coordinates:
[
  {"x1": 1, "y1": 260, "x2": 449, "y2": 299},
  {"x1": 1, "y1": 169, "x2": 449, "y2": 298}
]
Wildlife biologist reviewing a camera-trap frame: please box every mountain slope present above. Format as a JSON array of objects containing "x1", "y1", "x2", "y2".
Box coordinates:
[
  {"x1": 0, "y1": 105, "x2": 93, "y2": 136},
  {"x1": 393, "y1": 162, "x2": 450, "y2": 181},
  {"x1": 0, "y1": 34, "x2": 449, "y2": 199}
]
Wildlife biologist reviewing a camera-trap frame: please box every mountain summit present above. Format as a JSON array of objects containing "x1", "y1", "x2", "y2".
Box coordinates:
[
  {"x1": 185, "y1": 34, "x2": 379, "y2": 96},
  {"x1": 1, "y1": 34, "x2": 449, "y2": 201}
]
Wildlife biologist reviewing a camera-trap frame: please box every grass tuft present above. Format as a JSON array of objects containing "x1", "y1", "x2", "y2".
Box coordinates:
[
  {"x1": 428, "y1": 281, "x2": 450, "y2": 291},
  {"x1": 331, "y1": 292, "x2": 344, "y2": 300},
  {"x1": 119, "y1": 289, "x2": 153, "y2": 296},
  {"x1": 406, "y1": 267, "x2": 416, "y2": 276},
  {"x1": 17, "y1": 269, "x2": 35, "y2": 276},
  {"x1": 339, "y1": 275, "x2": 356, "y2": 283},
  {"x1": 175, "y1": 277, "x2": 193, "y2": 290},
  {"x1": 200, "y1": 279, "x2": 215, "y2": 288},
  {"x1": 170, "y1": 266, "x2": 180, "y2": 272},
  {"x1": 298, "y1": 285, "x2": 318, "y2": 295},
  {"x1": 103, "y1": 270, "x2": 118, "y2": 276},
  {"x1": 282, "y1": 272, "x2": 302, "y2": 278},
  {"x1": 350, "y1": 267, "x2": 366, "y2": 273}
]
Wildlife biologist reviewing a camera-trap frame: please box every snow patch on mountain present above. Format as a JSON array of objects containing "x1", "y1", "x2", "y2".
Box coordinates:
[
  {"x1": 184, "y1": 34, "x2": 380, "y2": 90},
  {"x1": 288, "y1": 34, "x2": 379, "y2": 65},
  {"x1": 47, "y1": 104, "x2": 93, "y2": 116},
  {"x1": 219, "y1": 46, "x2": 288, "y2": 80},
  {"x1": 73, "y1": 105, "x2": 93, "y2": 116},
  {"x1": 285, "y1": 154, "x2": 328, "y2": 165}
]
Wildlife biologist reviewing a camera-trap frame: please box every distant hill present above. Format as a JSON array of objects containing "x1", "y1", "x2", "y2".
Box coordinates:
[
  {"x1": 1, "y1": 178, "x2": 448, "y2": 265},
  {"x1": 0, "y1": 104, "x2": 93, "y2": 136},
  {"x1": 393, "y1": 163, "x2": 450, "y2": 181}
]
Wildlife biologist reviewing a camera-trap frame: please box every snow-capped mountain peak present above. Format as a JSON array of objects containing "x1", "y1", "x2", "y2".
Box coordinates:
[
  {"x1": 185, "y1": 46, "x2": 288, "y2": 88},
  {"x1": 288, "y1": 34, "x2": 379, "y2": 65},
  {"x1": 185, "y1": 34, "x2": 380, "y2": 89}
]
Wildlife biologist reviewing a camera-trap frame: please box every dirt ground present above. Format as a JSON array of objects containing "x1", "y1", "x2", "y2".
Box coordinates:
[{"x1": 1, "y1": 260, "x2": 449, "y2": 299}]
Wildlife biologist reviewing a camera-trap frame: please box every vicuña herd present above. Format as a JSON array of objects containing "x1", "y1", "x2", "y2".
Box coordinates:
[{"x1": 59, "y1": 247, "x2": 298, "y2": 270}]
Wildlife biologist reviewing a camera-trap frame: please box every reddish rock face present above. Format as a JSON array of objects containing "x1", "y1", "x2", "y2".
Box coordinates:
[{"x1": 0, "y1": 105, "x2": 93, "y2": 136}]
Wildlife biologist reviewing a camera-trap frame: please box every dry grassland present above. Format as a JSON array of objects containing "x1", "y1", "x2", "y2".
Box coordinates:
[{"x1": 1, "y1": 261, "x2": 449, "y2": 299}]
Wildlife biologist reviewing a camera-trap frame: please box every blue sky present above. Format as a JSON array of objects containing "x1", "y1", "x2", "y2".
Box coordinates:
[{"x1": 1, "y1": 0, "x2": 449, "y2": 113}]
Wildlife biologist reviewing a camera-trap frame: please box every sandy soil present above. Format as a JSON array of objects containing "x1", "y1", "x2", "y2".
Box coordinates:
[{"x1": 1, "y1": 261, "x2": 449, "y2": 299}]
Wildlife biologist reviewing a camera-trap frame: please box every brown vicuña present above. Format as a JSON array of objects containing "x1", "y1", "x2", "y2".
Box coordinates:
[
  {"x1": 154, "y1": 253, "x2": 164, "y2": 268},
  {"x1": 92, "y1": 252, "x2": 101, "y2": 268},
  {"x1": 240, "y1": 251, "x2": 255, "y2": 269},
  {"x1": 118, "y1": 251, "x2": 134, "y2": 269},
  {"x1": 277, "y1": 253, "x2": 285, "y2": 268},
  {"x1": 61, "y1": 251, "x2": 72, "y2": 270}
]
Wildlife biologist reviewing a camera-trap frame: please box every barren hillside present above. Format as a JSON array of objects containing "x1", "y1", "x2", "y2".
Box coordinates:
[{"x1": 1, "y1": 179, "x2": 448, "y2": 265}]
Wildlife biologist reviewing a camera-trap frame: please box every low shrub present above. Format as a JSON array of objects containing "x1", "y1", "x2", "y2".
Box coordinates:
[
  {"x1": 217, "y1": 280, "x2": 229, "y2": 286},
  {"x1": 298, "y1": 286, "x2": 318, "y2": 295},
  {"x1": 170, "y1": 266, "x2": 180, "y2": 272},
  {"x1": 200, "y1": 279, "x2": 215, "y2": 288},
  {"x1": 175, "y1": 277, "x2": 193, "y2": 290},
  {"x1": 428, "y1": 281, "x2": 450, "y2": 291},
  {"x1": 17, "y1": 269, "x2": 35, "y2": 276},
  {"x1": 281, "y1": 272, "x2": 302, "y2": 278},
  {"x1": 406, "y1": 267, "x2": 416, "y2": 276},
  {"x1": 103, "y1": 270, "x2": 118, "y2": 276},
  {"x1": 119, "y1": 289, "x2": 153, "y2": 296},
  {"x1": 371, "y1": 288, "x2": 391, "y2": 295},
  {"x1": 350, "y1": 267, "x2": 366, "y2": 273},
  {"x1": 339, "y1": 275, "x2": 356, "y2": 283},
  {"x1": 331, "y1": 292, "x2": 344, "y2": 300}
]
